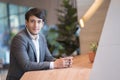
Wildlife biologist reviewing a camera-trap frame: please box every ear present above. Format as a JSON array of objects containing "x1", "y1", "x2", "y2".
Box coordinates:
[{"x1": 25, "y1": 20, "x2": 28, "y2": 26}]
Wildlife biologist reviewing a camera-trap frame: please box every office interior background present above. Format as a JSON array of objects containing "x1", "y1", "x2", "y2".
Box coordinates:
[
  {"x1": 0, "y1": 0, "x2": 110, "y2": 65},
  {"x1": 1, "y1": 0, "x2": 120, "y2": 80}
]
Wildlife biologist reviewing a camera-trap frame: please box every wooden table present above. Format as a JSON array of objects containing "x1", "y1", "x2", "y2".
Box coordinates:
[
  {"x1": 72, "y1": 54, "x2": 93, "y2": 68},
  {"x1": 21, "y1": 54, "x2": 92, "y2": 80}
]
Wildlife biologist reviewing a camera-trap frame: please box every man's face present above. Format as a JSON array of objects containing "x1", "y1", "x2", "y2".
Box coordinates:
[{"x1": 26, "y1": 15, "x2": 44, "y2": 35}]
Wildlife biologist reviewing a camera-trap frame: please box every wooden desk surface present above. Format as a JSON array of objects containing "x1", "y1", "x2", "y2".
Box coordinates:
[
  {"x1": 73, "y1": 54, "x2": 93, "y2": 68},
  {"x1": 21, "y1": 54, "x2": 92, "y2": 80},
  {"x1": 21, "y1": 68, "x2": 91, "y2": 80}
]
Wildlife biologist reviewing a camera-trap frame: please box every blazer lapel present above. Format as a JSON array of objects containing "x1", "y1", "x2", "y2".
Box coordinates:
[
  {"x1": 29, "y1": 40, "x2": 37, "y2": 62},
  {"x1": 39, "y1": 37, "x2": 42, "y2": 62},
  {"x1": 24, "y1": 28, "x2": 37, "y2": 62}
]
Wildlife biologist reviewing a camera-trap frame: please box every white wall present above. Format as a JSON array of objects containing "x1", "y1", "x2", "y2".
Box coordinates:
[{"x1": 90, "y1": 0, "x2": 120, "y2": 80}]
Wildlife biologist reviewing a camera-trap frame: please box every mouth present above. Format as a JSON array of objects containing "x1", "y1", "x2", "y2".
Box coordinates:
[{"x1": 33, "y1": 29, "x2": 39, "y2": 31}]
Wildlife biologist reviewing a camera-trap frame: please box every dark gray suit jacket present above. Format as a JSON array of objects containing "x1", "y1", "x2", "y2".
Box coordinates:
[{"x1": 7, "y1": 28, "x2": 55, "y2": 80}]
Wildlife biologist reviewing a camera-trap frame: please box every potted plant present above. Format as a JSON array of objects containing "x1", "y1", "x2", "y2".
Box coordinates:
[{"x1": 88, "y1": 42, "x2": 98, "y2": 63}]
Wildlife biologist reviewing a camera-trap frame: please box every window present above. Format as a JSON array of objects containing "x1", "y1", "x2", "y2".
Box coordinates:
[{"x1": 0, "y1": 2, "x2": 29, "y2": 64}]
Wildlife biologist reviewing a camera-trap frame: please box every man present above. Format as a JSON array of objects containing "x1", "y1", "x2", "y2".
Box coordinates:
[{"x1": 6, "y1": 8, "x2": 73, "y2": 80}]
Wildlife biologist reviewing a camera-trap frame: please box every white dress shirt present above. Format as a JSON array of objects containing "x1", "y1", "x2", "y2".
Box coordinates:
[{"x1": 26, "y1": 28, "x2": 54, "y2": 69}]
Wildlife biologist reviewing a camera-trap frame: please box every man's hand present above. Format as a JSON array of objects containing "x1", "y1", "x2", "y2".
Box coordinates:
[
  {"x1": 54, "y1": 57, "x2": 73, "y2": 69},
  {"x1": 63, "y1": 56, "x2": 73, "y2": 67}
]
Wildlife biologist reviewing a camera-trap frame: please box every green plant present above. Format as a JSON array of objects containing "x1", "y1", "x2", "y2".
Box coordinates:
[
  {"x1": 56, "y1": 0, "x2": 79, "y2": 56},
  {"x1": 46, "y1": 28, "x2": 64, "y2": 57},
  {"x1": 46, "y1": 0, "x2": 79, "y2": 57},
  {"x1": 90, "y1": 42, "x2": 98, "y2": 53}
]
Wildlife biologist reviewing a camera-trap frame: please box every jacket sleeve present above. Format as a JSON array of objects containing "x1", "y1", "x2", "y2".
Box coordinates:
[
  {"x1": 45, "y1": 46, "x2": 56, "y2": 61},
  {"x1": 40, "y1": 33, "x2": 56, "y2": 61}
]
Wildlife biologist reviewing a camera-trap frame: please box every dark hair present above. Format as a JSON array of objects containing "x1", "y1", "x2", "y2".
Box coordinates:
[{"x1": 25, "y1": 8, "x2": 46, "y2": 22}]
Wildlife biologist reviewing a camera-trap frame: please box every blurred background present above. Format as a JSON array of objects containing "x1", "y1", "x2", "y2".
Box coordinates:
[{"x1": 0, "y1": 0, "x2": 80, "y2": 65}]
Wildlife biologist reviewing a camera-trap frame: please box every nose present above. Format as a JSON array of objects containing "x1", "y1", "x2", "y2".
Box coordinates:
[{"x1": 34, "y1": 21, "x2": 38, "y2": 27}]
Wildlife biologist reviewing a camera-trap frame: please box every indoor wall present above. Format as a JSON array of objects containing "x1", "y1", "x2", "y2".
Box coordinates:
[{"x1": 77, "y1": 0, "x2": 111, "y2": 54}]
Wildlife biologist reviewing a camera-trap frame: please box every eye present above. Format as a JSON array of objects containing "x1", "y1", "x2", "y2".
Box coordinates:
[
  {"x1": 30, "y1": 19, "x2": 35, "y2": 23},
  {"x1": 38, "y1": 20, "x2": 42, "y2": 24}
]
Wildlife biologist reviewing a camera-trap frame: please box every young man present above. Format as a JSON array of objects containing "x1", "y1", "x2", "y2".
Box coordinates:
[{"x1": 6, "y1": 8, "x2": 73, "y2": 80}]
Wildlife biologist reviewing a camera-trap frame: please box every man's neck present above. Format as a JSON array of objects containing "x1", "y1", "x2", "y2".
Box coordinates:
[{"x1": 26, "y1": 28, "x2": 39, "y2": 40}]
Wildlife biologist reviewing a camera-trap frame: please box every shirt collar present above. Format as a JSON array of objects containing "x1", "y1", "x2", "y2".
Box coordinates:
[{"x1": 26, "y1": 28, "x2": 39, "y2": 40}]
